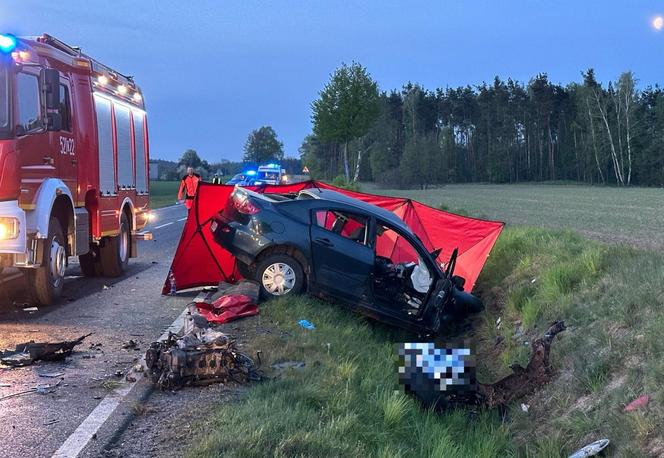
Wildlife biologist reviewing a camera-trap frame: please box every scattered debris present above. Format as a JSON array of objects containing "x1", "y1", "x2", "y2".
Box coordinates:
[
  {"x1": 568, "y1": 439, "x2": 610, "y2": 458},
  {"x1": 271, "y1": 361, "x2": 305, "y2": 370},
  {"x1": 191, "y1": 281, "x2": 261, "y2": 324},
  {"x1": 298, "y1": 320, "x2": 315, "y2": 330},
  {"x1": 43, "y1": 419, "x2": 61, "y2": 426},
  {"x1": 100, "y1": 379, "x2": 121, "y2": 391},
  {"x1": 122, "y1": 340, "x2": 140, "y2": 351},
  {"x1": 210, "y1": 280, "x2": 260, "y2": 303},
  {"x1": 0, "y1": 383, "x2": 11, "y2": 388},
  {"x1": 102, "y1": 285, "x2": 110, "y2": 290},
  {"x1": 145, "y1": 325, "x2": 259, "y2": 390},
  {"x1": 520, "y1": 403, "x2": 529, "y2": 413},
  {"x1": 38, "y1": 372, "x2": 65, "y2": 378},
  {"x1": 23, "y1": 307, "x2": 39, "y2": 313},
  {"x1": 624, "y1": 394, "x2": 649, "y2": 412},
  {"x1": 478, "y1": 321, "x2": 566, "y2": 408},
  {"x1": 196, "y1": 295, "x2": 259, "y2": 324},
  {"x1": 0, "y1": 380, "x2": 62, "y2": 402},
  {"x1": 1, "y1": 334, "x2": 91, "y2": 367}
]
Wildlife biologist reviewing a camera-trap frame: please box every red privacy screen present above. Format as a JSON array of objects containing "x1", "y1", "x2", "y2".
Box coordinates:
[{"x1": 162, "y1": 181, "x2": 504, "y2": 294}]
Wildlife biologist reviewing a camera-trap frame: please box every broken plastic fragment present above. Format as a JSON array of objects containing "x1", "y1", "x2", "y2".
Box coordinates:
[
  {"x1": 568, "y1": 438, "x2": 609, "y2": 458},
  {"x1": 298, "y1": 320, "x2": 315, "y2": 330},
  {"x1": 271, "y1": 361, "x2": 305, "y2": 370},
  {"x1": 624, "y1": 394, "x2": 649, "y2": 412}
]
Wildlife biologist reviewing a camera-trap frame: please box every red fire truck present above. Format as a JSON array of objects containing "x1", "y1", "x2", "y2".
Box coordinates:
[{"x1": 0, "y1": 33, "x2": 152, "y2": 305}]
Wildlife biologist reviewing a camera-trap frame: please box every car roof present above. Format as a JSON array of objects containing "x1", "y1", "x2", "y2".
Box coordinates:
[{"x1": 298, "y1": 189, "x2": 411, "y2": 232}]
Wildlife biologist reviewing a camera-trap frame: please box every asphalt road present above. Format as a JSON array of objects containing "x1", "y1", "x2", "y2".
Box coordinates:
[{"x1": 0, "y1": 203, "x2": 195, "y2": 458}]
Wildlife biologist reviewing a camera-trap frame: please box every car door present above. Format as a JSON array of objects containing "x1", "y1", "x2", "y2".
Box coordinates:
[
  {"x1": 371, "y1": 219, "x2": 440, "y2": 320},
  {"x1": 310, "y1": 208, "x2": 374, "y2": 301}
]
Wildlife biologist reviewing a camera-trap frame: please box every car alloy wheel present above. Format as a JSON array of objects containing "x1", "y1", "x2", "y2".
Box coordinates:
[{"x1": 261, "y1": 262, "x2": 296, "y2": 295}]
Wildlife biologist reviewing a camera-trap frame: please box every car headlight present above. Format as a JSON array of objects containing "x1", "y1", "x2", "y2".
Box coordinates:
[{"x1": 0, "y1": 217, "x2": 20, "y2": 240}]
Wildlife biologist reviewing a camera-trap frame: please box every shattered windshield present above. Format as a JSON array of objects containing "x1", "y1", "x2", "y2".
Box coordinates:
[{"x1": 0, "y1": 65, "x2": 8, "y2": 137}]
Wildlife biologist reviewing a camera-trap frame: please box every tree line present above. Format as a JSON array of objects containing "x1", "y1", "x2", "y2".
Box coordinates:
[{"x1": 303, "y1": 63, "x2": 664, "y2": 188}]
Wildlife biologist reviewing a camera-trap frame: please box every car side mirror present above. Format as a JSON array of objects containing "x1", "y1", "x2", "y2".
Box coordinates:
[
  {"x1": 42, "y1": 68, "x2": 60, "y2": 110},
  {"x1": 41, "y1": 68, "x2": 61, "y2": 131},
  {"x1": 430, "y1": 248, "x2": 442, "y2": 259}
]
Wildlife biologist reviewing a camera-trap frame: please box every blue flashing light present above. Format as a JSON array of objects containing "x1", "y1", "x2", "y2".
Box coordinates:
[
  {"x1": 0, "y1": 34, "x2": 17, "y2": 54},
  {"x1": 245, "y1": 170, "x2": 257, "y2": 176}
]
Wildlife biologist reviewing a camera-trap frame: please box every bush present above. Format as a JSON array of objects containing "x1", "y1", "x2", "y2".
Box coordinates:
[{"x1": 330, "y1": 175, "x2": 361, "y2": 192}]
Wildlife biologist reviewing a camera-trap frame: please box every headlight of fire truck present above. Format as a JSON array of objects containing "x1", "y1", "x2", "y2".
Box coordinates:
[{"x1": 0, "y1": 217, "x2": 20, "y2": 240}]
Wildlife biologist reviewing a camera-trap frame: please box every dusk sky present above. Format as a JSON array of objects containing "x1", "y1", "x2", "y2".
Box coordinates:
[{"x1": 1, "y1": 1, "x2": 662, "y2": 162}]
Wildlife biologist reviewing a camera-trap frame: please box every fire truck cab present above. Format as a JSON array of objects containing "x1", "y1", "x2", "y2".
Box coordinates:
[{"x1": 0, "y1": 33, "x2": 151, "y2": 305}]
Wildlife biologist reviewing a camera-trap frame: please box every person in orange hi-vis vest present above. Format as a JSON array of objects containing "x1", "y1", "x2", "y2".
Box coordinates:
[{"x1": 177, "y1": 167, "x2": 201, "y2": 210}]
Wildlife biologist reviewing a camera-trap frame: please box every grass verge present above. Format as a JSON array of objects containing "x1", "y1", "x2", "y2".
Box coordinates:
[
  {"x1": 187, "y1": 226, "x2": 664, "y2": 457},
  {"x1": 149, "y1": 180, "x2": 180, "y2": 209}
]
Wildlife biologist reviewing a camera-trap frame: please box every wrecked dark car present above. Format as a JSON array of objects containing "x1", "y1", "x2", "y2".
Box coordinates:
[{"x1": 209, "y1": 186, "x2": 484, "y2": 334}]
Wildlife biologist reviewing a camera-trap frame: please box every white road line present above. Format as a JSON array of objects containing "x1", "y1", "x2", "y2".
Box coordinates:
[
  {"x1": 177, "y1": 217, "x2": 187, "y2": 221},
  {"x1": 153, "y1": 222, "x2": 174, "y2": 229},
  {"x1": 51, "y1": 293, "x2": 204, "y2": 458}
]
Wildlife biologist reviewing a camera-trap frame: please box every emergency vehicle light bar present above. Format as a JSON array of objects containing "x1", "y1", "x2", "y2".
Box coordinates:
[{"x1": 0, "y1": 34, "x2": 18, "y2": 53}]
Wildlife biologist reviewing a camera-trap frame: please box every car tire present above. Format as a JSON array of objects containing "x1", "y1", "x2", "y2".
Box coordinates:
[
  {"x1": 255, "y1": 254, "x2": 304, "y2": 298},
  {"x1": 99, "y1": 213, "x2": 130, "y2": 277},
  {"x1": 26, "y1": 217, "x2": 66, "y2": 306}
]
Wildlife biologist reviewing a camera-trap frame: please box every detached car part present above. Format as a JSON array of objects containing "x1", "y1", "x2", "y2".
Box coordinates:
[
  {"x1": 145, "y1": 327, "x2": 259, "y2": 390},
  {"x1": 0, "y1": 333, "x2": 91, "y2": 367}
]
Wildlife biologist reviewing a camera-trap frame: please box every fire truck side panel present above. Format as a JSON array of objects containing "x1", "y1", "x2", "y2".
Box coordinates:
[{"x1": 71, "y1": 72, "x2": 98, "y2": 208}]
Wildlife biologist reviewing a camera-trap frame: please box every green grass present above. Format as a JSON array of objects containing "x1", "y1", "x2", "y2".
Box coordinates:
[
  {"x1": 184, "y1": 190, "x2": 664, "y2": 457},
  {"x1": 149, "y1": 180, "x2": 180, "y2": 209},
  {"x1": 363, "y1": 182, "x2": 664, "y2": 250},
  {"x1": 188, "y1": 296, "x2": 511, "y2": 458}
]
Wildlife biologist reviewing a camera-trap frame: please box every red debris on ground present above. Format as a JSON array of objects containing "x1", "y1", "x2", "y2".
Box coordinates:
[
  {"x1": 624, "y1": 394, "x2": 649, "y2": 412},
  {"x1": 196, "y1": 294, "x2": 259, "y2": 324}
]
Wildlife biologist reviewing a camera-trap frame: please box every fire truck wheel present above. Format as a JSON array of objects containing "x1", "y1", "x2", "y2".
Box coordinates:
[
  {"x1": 26, "y1": 217, "x2": 66, "y2": 306},
  {"x1": 78, "y1": 251, "x2": 100, "y2": 277},
  {"x1": 100, "y1": 213, "x2": 130, "y2": 277}
]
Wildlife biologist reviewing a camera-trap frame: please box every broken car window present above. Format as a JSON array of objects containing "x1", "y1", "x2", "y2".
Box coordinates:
[{"x1": 314, "y1": 210, "x2": 368, "y2": 245}]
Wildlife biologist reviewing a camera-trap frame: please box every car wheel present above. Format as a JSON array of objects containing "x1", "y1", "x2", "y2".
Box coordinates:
[{"x1": 256, "y1": 254, "x2": 304, "y2": 298}]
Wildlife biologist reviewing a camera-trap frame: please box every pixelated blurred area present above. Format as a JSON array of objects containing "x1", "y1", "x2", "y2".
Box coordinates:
[
  {"x1": 398, "y1": 341, "x2": 480, "y2": 408},
  {"x1": 397, "y1": 321, "x2": 566, "y2": 410}
]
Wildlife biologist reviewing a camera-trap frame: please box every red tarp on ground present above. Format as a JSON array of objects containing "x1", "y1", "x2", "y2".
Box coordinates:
[
  {"x1": 196, "y1": 294, "x2": 259, "y2": 324},
  {"x1": 162, "y1": 181, "x2": 504, "y2": 294}
]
